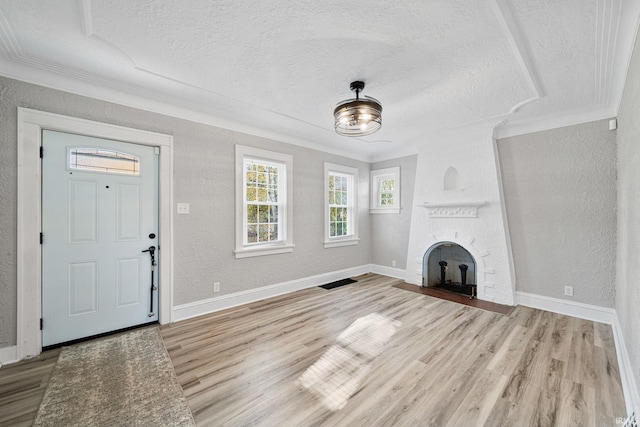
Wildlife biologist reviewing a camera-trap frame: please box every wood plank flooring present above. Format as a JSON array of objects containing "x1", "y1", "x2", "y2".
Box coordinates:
[
  {"x1": 0, "y1": 348, "x2": 60, "y2": 426},
  {"x1": 0, "y1": 274, "x2": 627, "y2": 426},
  {"x1": 161, "y1": 274, "x2": 626, "y2": 426}
]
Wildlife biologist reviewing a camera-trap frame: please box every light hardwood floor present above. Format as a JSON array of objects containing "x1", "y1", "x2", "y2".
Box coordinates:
[{"x1": 0, "y1": 274, "x2": 627, "y2": 426}]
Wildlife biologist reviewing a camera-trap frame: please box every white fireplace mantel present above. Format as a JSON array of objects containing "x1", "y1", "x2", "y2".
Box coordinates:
[{"x1": 418, "y1": 201, "x2": 487, "y2": 218}]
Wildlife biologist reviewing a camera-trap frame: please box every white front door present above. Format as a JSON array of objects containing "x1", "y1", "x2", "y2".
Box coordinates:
[{"x1": 42, "y1": 130, "x2": 159, "y2": 346}]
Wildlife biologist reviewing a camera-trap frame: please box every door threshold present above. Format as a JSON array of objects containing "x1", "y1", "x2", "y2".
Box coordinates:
[{"x1": 43, "y1": 321, "x2": 159, "y2": 351}]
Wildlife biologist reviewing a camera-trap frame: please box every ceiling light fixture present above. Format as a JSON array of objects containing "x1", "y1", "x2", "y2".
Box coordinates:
[{"x1": 334, "y1": 81, "x2": 382, "y2": 137}]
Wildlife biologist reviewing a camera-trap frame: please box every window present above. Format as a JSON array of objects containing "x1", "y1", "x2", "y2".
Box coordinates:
[
  {"x1": 235, "y1": 145, "x2": 293, "y2": 258},
  {"x1": 324, "y1": 163, "x2": 359, "y2": 248},
  {"x1": 370, "y1": 166, "x2": 400, "y2": 214},
  {"x1": 68, "y1": 147, "x2": 140, "y2": 175}
]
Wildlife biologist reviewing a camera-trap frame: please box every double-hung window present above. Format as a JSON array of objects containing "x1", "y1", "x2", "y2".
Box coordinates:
[
  {"x1": 235, "y1": 145, "x2": 293, "y2": 258},
  {"x1": 370, "y1": 166, "x2": 401, "y2": 214},
  {"x1": 324, "y1": 163, "x2": 359, "y2": 248}
]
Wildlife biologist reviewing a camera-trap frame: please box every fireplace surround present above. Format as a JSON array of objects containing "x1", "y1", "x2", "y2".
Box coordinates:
[{"x1": 404, "y1": 125, "x2": 516, "y2": 306}]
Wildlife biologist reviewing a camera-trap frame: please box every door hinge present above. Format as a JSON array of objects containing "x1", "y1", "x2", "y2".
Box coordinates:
[
  {"x1": 40, "y1": 232, "x2": 43, "y2": 244},
  {"x1": 40, "y1": 318, "x2": 43, "y2": 330},
  {"x1": 39, "y1": 146, "x2": 43, "y2": 158}
]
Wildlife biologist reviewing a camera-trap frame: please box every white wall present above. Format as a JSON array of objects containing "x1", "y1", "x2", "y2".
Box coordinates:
[
  {"x1": 370, "y1": 155, "x2": 417, "y2": 270},
  {"x1": 497, "y1": 120, "x2": 617, "y2": 307},
  {"x1": 616, "y1": 22, "x2": 640, "y2": 412}
]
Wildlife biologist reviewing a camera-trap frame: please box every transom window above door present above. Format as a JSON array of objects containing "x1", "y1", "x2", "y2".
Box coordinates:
[{"x1": 68, "y1": 147, "x2": 140, "y2": 175}]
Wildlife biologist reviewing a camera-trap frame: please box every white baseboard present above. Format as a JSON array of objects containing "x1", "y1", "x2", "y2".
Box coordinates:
[
  {"x1": 612, "y1": 315, "x2": 640, "y2": 417},
  {"x1": 369, "y1": 264, "x2": 407, "y2": 280},
  {"x1": 172, "y1": 265, "x2": 371, "y2": 322},
  {"x1": 515, "y1": 291, "x2": 616, "y2": 324},
  {"x1": 0, "y1": 345, "x2": 18, "y2": 366}
]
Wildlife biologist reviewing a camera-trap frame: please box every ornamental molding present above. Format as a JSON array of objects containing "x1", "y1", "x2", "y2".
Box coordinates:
[{"x1": 418, "y1": 201, "x2": 486, "y2": 218}]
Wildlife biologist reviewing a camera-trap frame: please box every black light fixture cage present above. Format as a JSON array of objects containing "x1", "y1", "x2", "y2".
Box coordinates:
[{"x1": 334, "y1": 81, "x2": 382, "y2": 137}]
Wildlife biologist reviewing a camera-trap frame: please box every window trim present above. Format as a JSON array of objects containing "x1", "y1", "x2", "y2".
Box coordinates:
[
  {"x1": 324, "y1": 162, "x2": 359, "y2": 248},
  {"x1": 370, "y1": 166, "x2": 401, "y2": 214},
  {"x1": 235, "y1": 145, "x2": 293, "y2": 258}
]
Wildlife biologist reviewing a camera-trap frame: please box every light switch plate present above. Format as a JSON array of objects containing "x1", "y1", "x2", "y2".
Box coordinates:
[{"x1": 177, "y1": 203, "x2": 190, "y2": 214}]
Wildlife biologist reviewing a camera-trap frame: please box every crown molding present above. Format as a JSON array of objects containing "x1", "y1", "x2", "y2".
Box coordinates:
[{"x1": 494, "y1": 105, "x2": 616, "y2": 139}]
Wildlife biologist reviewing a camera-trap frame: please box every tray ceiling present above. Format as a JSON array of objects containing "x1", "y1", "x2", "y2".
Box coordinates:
[{"x1": 0, "y1": 0, "x2": 638, "y2": 161}]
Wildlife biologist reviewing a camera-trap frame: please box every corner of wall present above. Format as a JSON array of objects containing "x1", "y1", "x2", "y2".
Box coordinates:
[{"x1": 0, "y1": 345, "x2": 18, "y2": 366}]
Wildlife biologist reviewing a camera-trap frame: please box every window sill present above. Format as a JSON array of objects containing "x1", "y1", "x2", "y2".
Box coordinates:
[
  {"x1": 234, "y1": 243, "x2": 295, "y2": 259},
  {"x1": 370, "y1": 207, "x2": 401, "y2": 214},
  {"x1": 324, "y1": 237, "x2": 360, "y2": 248}
]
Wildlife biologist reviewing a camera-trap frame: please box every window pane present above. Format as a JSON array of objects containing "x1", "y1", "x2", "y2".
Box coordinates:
[
  {"x1": 269, "y1": 168, "x2": 278, "y2": 185},
  {"x1": 257, "y1": 187, "x2": 268, "y2": 202},
  {"x1": 246, "y1": 171, "x2": 256, "y2": 184},
  {"x1": 269, "y1": 206, "x2": 278, "y2": 222},
  {"x1": 247, "y1": 204, "x2": 258, "y2": 223},
  {"x1": 257, "y1": 172, "x2": 267, "y2": 187},
  {"x1": 268, "y1": 187, "x2": 278, "y2": 202},
  {"x1": 247, "y1": 225, "x2": 258, "y2": 243},
  {"x1": 258, "y1": 205, "x2": 269, "y2": 223},
  {"x1": 269, "y1": 224, "x2": 278, "y2": 241},
  {"x1": 246, "y1": 187, "x2": 256, "y2": 201},
  {"x1": 339, "y1": 191, "x2": 347, "y2": 205},
  {"x1": 259, "y1": 224, "x2": 269, "y2": 242},
  {"x1": 69, "y1": 148, "x2": 140, "y2": 175}
]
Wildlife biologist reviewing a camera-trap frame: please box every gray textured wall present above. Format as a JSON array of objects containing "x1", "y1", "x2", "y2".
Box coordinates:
[
  {"x1": 616, "y1": 22, "x2": 640, "y2": 407},
  {"x1": 370, "y1": 155, "x2": 417, "y2": 269},
  {"x1": 0, "y1": 76, "x2": 372, "y2": 347},
  {"x1": 497, "y1": 120, "x2": 617, "y2": 307}
]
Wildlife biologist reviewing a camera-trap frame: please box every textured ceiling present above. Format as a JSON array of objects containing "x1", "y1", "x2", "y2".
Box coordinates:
[{"x1": 0, "y1": 0, "x2": 638, "y2": 161}]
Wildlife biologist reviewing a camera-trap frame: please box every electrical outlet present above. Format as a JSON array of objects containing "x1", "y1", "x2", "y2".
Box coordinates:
[
  {"x1": 564, "y1": 286, "x2": 573, "y2": 297},
  {"x1": 214, "y1": 282, "x2": 220, "y2": 293},
  {"x1": 177, "y1": 203, "x2": 190, "y2": 214},
  {"x1": 391, "y1": 260, "x2": 397, "y2": 267}
]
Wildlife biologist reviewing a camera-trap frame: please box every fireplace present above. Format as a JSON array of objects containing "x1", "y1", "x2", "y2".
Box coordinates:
[
  {"x1": 423, "y1": 242, "x2": 477, "y2": 298},
  {"x1": 404, "y1": 124, "x2": 516, "y2": 306}
]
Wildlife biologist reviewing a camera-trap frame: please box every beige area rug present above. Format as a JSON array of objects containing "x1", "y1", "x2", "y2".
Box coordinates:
[{"x1": 33, "y1": 328, "x2": 195, "y2": 427}]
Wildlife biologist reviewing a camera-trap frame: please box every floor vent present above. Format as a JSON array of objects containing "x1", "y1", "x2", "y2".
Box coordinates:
[{"x1": 319, "y1": 278, "x2": 357, "y2": 290}]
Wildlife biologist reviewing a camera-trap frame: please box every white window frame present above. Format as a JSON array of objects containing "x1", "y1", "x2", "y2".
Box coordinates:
[
  {"x1": 235, "y1": 145, "x2": 294, "y2": 258},
  {"x1": 370, "y1": 166, "x2": 401, "y2": 214},
  {"x1": 324, "y1": 162, "x2": 359, "y2": 248}
]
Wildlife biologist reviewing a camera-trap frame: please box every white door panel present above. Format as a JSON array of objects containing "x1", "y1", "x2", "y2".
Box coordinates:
[{"x1": 42, "y1": 130, "x2": 158, "y2": 346}]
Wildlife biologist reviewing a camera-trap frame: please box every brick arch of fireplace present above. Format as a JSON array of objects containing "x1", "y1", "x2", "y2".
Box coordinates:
[{"x1": 413, "y1": 231, "x2": 496, "y2": 302}]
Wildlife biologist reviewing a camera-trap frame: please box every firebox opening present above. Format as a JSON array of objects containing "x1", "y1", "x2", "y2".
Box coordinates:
[{"x1": 422, "y1": 242, "x2": 477, "y2": 298}]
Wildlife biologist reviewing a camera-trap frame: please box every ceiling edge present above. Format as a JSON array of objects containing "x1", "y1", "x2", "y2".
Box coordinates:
[
  {"x1": 611, "y1": 6, "x2": 640, "y2": 115},
  {"x1": 490, "y1": 0, "x2": 543, "y2": 100},
  {"x1": 494, "y1": 106, "x2": 616, "y2": 139},
  {"x1": 0, "y1": 59, "x2": 374, "y2": 162}
]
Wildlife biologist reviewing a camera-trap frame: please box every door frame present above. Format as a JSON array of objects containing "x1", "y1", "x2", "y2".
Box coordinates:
[{"x1": 17, "y1": 108, "x2": 174, "y2": 359}]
